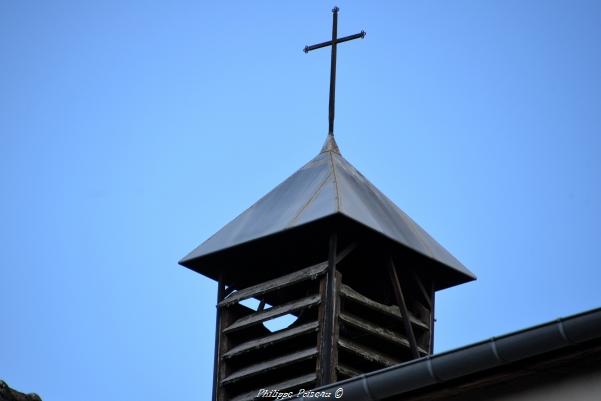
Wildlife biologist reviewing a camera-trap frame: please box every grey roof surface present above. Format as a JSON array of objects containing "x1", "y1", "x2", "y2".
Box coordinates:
[
  {"x1": 294, "y1": 306, "x2": 601, "y2": 400},
  {"x1": 181, "y1": 135, "x2": 474, "y2": 280}
]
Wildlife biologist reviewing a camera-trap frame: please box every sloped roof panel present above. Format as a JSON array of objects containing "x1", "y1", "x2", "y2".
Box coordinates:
[
  {"x1": 181, "y1": 151, "x2": 338, "y2": 262},
  {"x1": 332, "y1": 152, "x2": 472, "y2": 278},
  {"x1": 180, "y1": 136, "x2": 475, "y2": 281}
]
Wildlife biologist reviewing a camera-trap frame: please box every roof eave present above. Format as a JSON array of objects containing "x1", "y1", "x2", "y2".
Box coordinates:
[
  {"x1": 292, "y1": 306, "x2": 601, "y2": 400},
  {"x1": 179, "y1": 212, "x2": 475, "y2": 291}
]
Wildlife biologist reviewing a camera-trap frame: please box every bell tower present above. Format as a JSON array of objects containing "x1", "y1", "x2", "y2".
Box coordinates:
[
  {"x1": 179, "y1": 8, "x2": 475, "y2": 401},
  {"x1": 179, "y1": 137, "x2": 475, "y2": 401}
]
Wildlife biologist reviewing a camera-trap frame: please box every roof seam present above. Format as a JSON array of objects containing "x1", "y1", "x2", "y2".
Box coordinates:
[
  {"x1": 287, "y1": 169, "x2": 333, "y2": 227},
  {"x1": 329, "y1": 151, "x2": 341, "y2": 212}
]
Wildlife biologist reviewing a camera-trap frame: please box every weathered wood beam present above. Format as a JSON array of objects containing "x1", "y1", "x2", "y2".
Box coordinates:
[
  {"x1": 315, "y1": 276, "x2": 327, "y2": 390},
  {"x1": 335, "y1": 241, "x2": 357, "y2": 264},
  {"x1": 339, "y1": 313, "x2": 428, "y2": 355},
  {"x1": 217, "y1": 286, "x2": 237, "y2": 401},
  {"x1": 336, "y1": 364, "x2": 362, "y2": 379},
  {"x1": 213, "y1": 279, "x2": 225, "y2": 401},
  {"x1": 430, "y1": 281, "x2": 436, "y2": 354},
  {"x1": 319, "y1": 233, "x2": 338, "y2": 385},
  {"x1": 332, "y1": 271, "x2": 342, "y2": 380},
  {"x1": 222, "y1": 347, "x2": 318, "y2": 385},
  {"x1": 219, "y1": 261, "x2": 328, "y2": 308},
  {"x1": 224, "y1": 285, "x2": 236, "y2": 298},
  {"x1": 388, "y1": 258, "x2": 420, "y2": 359},
  {"x1": 229, "y1": 373, "x2": 317, "y2": 401},
  {"x1": 338, "y1": 338, "x2": 400, "y2": 367},
  {"x1": 340, "y1": 283, "x2": 400, "y2": 315},
  {"x1": 223, "y1": 294, "x2": 321, "y2": 334},
  {"x1": 411, "y1": 270, "x2": 432, "y2": 309},
  {"x1": 340, "y1": 284, "x2": 429, "y2": 329},
  {"x1": 222, "y1": 321, "x2": 319, "y2": 360},
  {"x1": 341, "y1": 313, "x2": 406, "y2": 348}
]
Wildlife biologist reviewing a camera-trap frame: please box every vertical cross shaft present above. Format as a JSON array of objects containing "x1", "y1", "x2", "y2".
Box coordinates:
[
  {"x1": 328, "y1": 7, "x2": 339, "y2": 136},
  {"x1": 304, "y1": 7, "x2": 365, "y2": 137}
]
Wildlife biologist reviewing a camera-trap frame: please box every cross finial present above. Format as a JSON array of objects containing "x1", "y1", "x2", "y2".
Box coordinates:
[{"x1": 304, "y1": 7, "x2": 366, "y2": 137}]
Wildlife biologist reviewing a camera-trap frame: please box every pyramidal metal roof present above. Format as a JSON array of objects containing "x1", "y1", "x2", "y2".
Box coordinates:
[{"x1": 180, "y1": 135, "x2": 475, "y2": 281}]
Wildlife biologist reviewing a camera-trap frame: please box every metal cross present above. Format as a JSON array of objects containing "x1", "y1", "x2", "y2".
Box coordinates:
[{"x1": 304, "y1": 7, "x2": 366, "y2": 137}]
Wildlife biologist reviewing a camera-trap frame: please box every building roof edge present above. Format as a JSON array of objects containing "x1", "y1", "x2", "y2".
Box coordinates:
[{"x1": 294, "y1": 306, "x2": 601, "y2": 400}]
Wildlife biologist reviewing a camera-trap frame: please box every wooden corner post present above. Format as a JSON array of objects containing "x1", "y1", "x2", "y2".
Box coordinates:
[
  {"x1": 318, "y1": 232, "x2": 339, "y2": 385},
  {"x1": 212, "y1": 279, "x2": 225, "y2": 401}
]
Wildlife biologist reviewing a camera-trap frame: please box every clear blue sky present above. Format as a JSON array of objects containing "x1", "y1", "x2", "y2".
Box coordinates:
[{"x1": 1, "y1": 1, "x2": 600, "y2": 400}]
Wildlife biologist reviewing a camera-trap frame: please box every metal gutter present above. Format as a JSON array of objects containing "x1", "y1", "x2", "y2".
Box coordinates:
[{"x1": 295, "y1": 307, "x2": 601, "y2": 400}]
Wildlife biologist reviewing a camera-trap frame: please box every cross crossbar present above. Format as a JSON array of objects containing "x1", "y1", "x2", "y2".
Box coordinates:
[{"x1": 304, "y1": 31, "x2": 366, "y2": 54}]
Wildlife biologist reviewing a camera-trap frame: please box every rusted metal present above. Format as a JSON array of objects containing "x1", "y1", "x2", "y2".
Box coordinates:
[
  {"x1": 303, "y1": 7, "x2": 366, "y2": 136},
  {"x1": 303, "y1": 31, "x2": 366, "y2": 53},
  {"x1": 328, "y1": 7, "x2": 337, "y2": 136}
]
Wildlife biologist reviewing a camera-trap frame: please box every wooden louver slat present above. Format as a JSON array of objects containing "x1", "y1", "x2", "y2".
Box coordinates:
[
  {"x1": 222, "y1": 347, "x2": 318, "y2": 385},
  {"x1": 336, "y1": 364, "x2": 362, "y2": 379},
  {"x1": 224, "y1": 294, "x2": 321, "y2": 334},
  {"x1": 222, "y1": 321, "x2": 319, "y2": 359},
  {"x1": 341, "y1": 313, "x2": 406, "y2": 347},
  {"x1": 339, "y1": 313, "x2": 428, "y2": 355},
  {"x1": 340, "y1": 284, "x2": 429, "y2": 329},
  {"x1": 219, "y1": 262, "x2": 328, "y2": 308},
  {"x1": 337, "y1": 338, "x2": 400, "y2": 367}
]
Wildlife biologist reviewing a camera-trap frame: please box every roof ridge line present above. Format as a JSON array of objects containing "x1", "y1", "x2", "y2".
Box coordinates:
[{"x1": 329, "y1": 151, "x2": 342, "y2": 212}]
